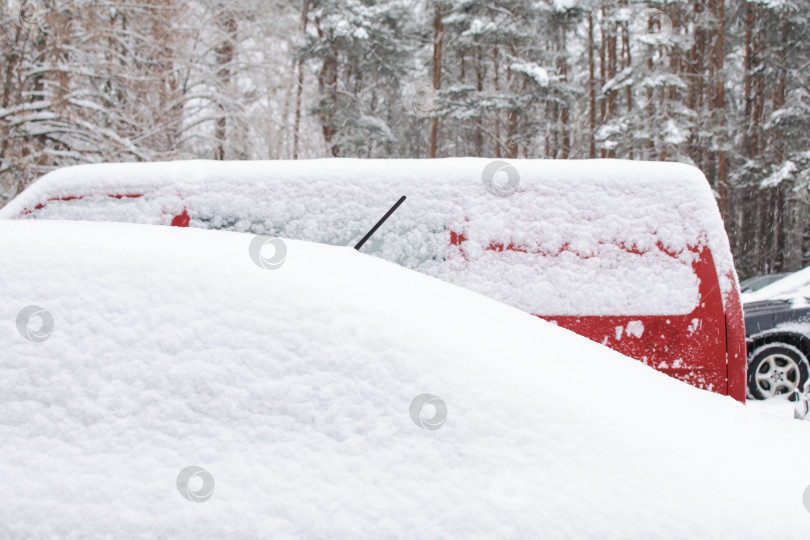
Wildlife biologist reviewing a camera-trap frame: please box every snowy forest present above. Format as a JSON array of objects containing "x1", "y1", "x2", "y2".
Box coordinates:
[{"x1": 1, "y1": 0, "x2": 809, "y2": 278}]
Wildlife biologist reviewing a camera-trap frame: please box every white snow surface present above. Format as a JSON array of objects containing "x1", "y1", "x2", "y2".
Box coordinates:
[
  {"x1": 746, "y1": 396, "x2": 797, "y2": 420},
  {"x1": 0, "y1": 158, "x2": 736, "y2": 317},
  {"x1": 0, "y1": 220, "x2": 808, "y2": 538}
]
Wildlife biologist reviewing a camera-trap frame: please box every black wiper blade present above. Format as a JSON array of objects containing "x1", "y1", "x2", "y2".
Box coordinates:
[{"x1": 354, "y1": 196, "x2": 407, "y2": 251}]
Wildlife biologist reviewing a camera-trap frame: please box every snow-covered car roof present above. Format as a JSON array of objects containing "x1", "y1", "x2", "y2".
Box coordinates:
[
  {"x1": 0, "y1": 158, "x2": 737, "y2": 316},
  {"x1": 0, "y1": 220, "x2": 807, "y2": 537}
]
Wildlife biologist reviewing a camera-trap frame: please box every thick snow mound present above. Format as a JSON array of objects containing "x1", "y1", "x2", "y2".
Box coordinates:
[
  {"x1": 0, "y1": 158, "x2": 734, "y2": 316},
  {"x1": 0, "y1": 221, "x2": 805, "y2": 538}
]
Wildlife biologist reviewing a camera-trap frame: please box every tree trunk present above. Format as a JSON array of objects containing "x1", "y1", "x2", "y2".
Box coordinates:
[
  {"x1": 293, "y1": 0, "x2": 310, "y2": 160},
  {"x1": 743, "y1": 1, "x2": 754, "y2": 158},
  {"x1": 214, "y1": 11, "x2": 236, "y2": 161},
  {"x1": 316, "y1": 18, "x2": 339, "y2": 156},
  {"x1": 557, "y1": 23, "x2": 570, "y2": 159},
  {"x1": 588, "y1": 12, "x2": 596, "y2": 158},
  {"x1": 713, "y1": 0, "x2": 728, "y2": 217},
  {"x1": 599, "y1": 3, "x2": 607, "y2": 157},
  {"x1": 493, "y1": 46, "x2": 501, "y2": 158},
  {"x1": 429, "y1": 2, "x2": 444, "y2": 159},
  {"x1": 475, "y1": 46, "x2": 483, "y2": 156}
]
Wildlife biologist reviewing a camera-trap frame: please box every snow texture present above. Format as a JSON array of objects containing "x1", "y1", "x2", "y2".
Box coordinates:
[
  {"x1": 510, "y1": 61, "x2": 550, "y2": 87},
  {"x1": 0, "y1": 220, "x2": 807, "y2": 538},
  {"x1": 0, "y1": 158, "x2": 737, "y2": 317}
]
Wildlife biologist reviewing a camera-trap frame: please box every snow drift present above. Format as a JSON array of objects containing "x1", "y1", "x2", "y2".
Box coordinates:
[{"x1": 0, "y1": 220, "x2": 808, "y2": 538}]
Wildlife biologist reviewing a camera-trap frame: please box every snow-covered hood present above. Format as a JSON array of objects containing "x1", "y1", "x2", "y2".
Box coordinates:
[{"x1": 0, "y1": 220, "x2": 807, "y2": 538}]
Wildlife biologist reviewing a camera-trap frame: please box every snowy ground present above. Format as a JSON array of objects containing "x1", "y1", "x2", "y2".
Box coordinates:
[
  {"x1": 746, "y1": 397, "x2": 798, "y2": 420},
  {"x1": 2, "y1": 220, "x2": 810, "y2": 539}
]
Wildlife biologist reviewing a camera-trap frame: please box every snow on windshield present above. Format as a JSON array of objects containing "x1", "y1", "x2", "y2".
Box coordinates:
[{"x1": 1, "y1": 158, "x2": 733, "y2": 316}]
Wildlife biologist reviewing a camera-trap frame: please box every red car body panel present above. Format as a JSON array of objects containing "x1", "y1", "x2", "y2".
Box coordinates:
[
  {"x1": 723, "y1": 275, "x2": 747, "y2": 402},
  {"x1": 450, "y1": 229, "x2": 746, "y2": 402}
]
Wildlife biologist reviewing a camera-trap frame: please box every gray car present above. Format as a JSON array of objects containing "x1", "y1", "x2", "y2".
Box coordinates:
[
  {"x1": 745, "y1": 296, "x2": 810, "y2": 399},
  {"x1": 740, "y1": 273, "x2": 791, "y2": 293}
]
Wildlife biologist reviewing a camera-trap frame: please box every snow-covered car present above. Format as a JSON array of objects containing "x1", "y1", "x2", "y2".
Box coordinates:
[
  {"x1": 1, "y1": 220, "x2": 809, "y2": 538},
  {"x1": 740, "y1": 272, "x2": 791, "y2": 293},
  {"x1": 742, "y1": 265, "x2": 810, "y2": 304},
  {"x1": 743, "y1": 266, "x2": 810, "y2": 399},
  {"x1": 0, "y1": 158, "x2": 747, "y2": 401}
]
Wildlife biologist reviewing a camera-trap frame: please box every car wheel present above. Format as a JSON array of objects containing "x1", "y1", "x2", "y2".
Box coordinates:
[{"x1": 747, "y1": 343, "x2": 810, "y2": 400}]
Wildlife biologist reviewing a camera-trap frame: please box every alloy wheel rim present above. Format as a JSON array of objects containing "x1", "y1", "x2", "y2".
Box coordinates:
[{"x1": 754, "y1": 353, "x2": 801, "y2": 398}]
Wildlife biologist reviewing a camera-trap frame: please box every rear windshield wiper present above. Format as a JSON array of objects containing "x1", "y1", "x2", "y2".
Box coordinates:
[{"x1": 354, "y1": 196, "x2": 407, "y2": 251}]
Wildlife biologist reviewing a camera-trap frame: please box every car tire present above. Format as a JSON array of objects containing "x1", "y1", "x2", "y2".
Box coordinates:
[{"x1": 747, "y1": 343, "x2": 810, "y2": 400}]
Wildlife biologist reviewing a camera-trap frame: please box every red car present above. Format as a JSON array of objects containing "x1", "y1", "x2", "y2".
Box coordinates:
[{"x1": 0, "y1": 158, "x2": 746, "y2": 401}]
